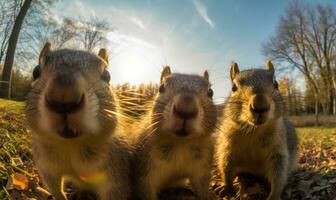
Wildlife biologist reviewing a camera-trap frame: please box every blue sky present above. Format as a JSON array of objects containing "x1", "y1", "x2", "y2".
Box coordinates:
[{"x1": 53, "y1": 0, "x2": 336, "y2": 101}]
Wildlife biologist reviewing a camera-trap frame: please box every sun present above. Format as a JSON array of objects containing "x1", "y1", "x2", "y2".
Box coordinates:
[{"x1": 107, "y1": 32, "x2": 165, "y2": 86}]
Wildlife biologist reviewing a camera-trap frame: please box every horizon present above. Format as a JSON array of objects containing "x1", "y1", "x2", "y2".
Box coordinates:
[{"x1": 51, "y1": 0, "x2": 336, "y2": 102}]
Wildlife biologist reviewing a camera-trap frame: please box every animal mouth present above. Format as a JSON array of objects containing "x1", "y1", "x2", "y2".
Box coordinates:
[
  {"x1": 175, "y1": 121, "x2": 190, "y2": 137},
  {"x1": 250, "y1": 115, "x2": 266, "y2": 125},
  {"x1": 175, "y1": 128, "x2": 189, "y2": 137},
  {"x1": 58, "y1": 125, "x2": 82, "y2": 139}
]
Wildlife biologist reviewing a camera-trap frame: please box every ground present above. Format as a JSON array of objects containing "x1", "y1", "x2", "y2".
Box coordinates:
[{"x1": 0, "y1": 99, "x2": 335, "y2": 200}]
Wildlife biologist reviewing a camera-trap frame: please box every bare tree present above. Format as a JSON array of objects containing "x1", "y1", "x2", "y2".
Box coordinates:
[
  {"x1": 0, "y1": 0, "x2": 32, "y2": 98},
  {"x1": 51, "y1": 18, "x2": 78, "y2": 49},
  {"x1": 0, "y1": 0, "x2": 24, "y2": 63},
  {"x1": 78, "y1": 17, "x2": 110, "y2": 52},
  {"x1": 304, "y1": 4, "x2": 336, "y2": 114},
  {"x1": 262, "y1": 1, "x2": 336, "y2": 125}
]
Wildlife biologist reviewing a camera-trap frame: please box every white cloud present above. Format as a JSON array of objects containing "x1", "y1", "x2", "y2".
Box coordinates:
[
  {"x1": 192, "y1": 0, "x2": 215, "y2": 28},
  {"x1": 130, "y1": 17, "x2": 147, "y2": 30},
  {"x1": 107, "y1": 31, "x2": 156, "y2": 50}
]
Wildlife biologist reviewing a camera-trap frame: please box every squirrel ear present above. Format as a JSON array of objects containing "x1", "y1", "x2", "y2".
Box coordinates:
[
  {"x1": 230, "y1": 62, "x2": 239, "y2": 81},
  {"x1": 39, "y1": 42, "x2": 51, "y2": 66},
  {"x1": 160, "y1": 66, "x2": 171, "y2": 83},
  {"x1": 203, "y1": 70, "x2": 209, "y2": 81},
  {"x1": 265, "y1": 60, "x2": 275, "y2": 74},
  {"x1": 98, "y1": 48, "x2": 109, "y2": 65}
]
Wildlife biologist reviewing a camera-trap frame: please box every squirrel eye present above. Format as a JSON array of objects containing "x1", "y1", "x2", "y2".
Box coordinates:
[
  {"x1": 101, "y1": 69, "x2": 111, "y2": 83},
  {"x1": 273, "y1": 80, "x2": 279, "y2": 90},
  {"x1": 208, "y1": 88, "x2": 213, "y2": 98},
  {"x1": 232, "y1": 83, "x2": 238, "y2": 92},
  {"x1": 159, "y1": 84, "x2": 165, "y2": 93},
  {"x1": 33, "y1": 65, "x2": 41, "y2": 80}
]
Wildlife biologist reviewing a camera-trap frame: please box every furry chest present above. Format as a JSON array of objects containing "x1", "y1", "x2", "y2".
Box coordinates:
[
  {"x1": 230, "y1": 133, "x2": 272, "y2": 173},
  {"x1": 148, "y1": 142, "x2": 210, "y2": 184},
  {"x1": 37, "y1": 142, "x2": 106, "y2": 179}
]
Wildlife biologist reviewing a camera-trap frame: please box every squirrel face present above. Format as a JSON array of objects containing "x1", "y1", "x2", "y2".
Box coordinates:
[
  {"x1": 26, "y1": 43, "x2": 116, "y2": 139},
  {"x1": 151, "y1": 66, "x2": 217, "y2": 139},
  {"x1": 227, "y1": 61, "x2": 284, "y2": 126}
]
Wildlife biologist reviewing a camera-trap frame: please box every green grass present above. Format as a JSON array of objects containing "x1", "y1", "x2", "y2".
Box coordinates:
[
  {"x1": 0, "y1": 98, "x2": 335, "y2": 199},
  {"x1": 0, "y1": 98, "x2": 24, "y2": 110},
  {"x1": 0, "y1": 99, "x2": 30, "y2": 200},
  {"x1": 297, "y1": 127, "x2": 336, "y2": 149}
]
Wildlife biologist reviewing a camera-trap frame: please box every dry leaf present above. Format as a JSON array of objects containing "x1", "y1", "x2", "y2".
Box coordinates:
[{"x1": 12, "y1": 172, "x2": 29, "y2": 190}]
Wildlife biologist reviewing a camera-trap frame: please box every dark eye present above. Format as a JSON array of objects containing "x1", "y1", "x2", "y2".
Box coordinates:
[
  {"x1": 208, "y1": 88, "x2": 213, "y2": 98},
  {"x1": 273, "y1": 80, "x2": 279, "y2": 90},
  {"x1": 101, "y1": 69, "x2": 111, "y2": 83},
  {"x1": 33, "y1": 65, "x2": 41, "y2": 80},
  {"x1": 159, "y1": 84, "x2": 165, "y2": 93},
  {"x1": 232, "y1": 83, "x2": 238, "y2": 92}
]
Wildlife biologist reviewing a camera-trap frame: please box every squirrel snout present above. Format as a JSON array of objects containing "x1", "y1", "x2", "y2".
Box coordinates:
[
  {"x1": 249, "y1": 94, "x2": 270, "y2": 114},
  {"x1": 173, "y1": 94, "x2": 199, "y2": 120},
  {"x1": 45, "y1": 73, "x2": 85, "y2": 114}
]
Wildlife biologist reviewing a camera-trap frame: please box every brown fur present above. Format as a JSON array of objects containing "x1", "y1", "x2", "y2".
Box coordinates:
[
  {"x1": 132, "y1": 66, "x2": 218, "y2": 200},
  {"x1": 26, "y1": 43, "x2": 132, "y2": 200},
  {"x1": 215, "y1": 61, "x2": 298, "y2": 200}
]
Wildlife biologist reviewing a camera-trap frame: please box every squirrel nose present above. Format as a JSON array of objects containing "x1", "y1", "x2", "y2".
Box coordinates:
[
  {"x1": 45, "y1": 73, "x2": 85, "y2": 114},
  {"x1": 173, "y1": 94, "x2": 199, "y2": 120},
  {"x1": 250, "y1": 94, "x2": 270, "y2": 114}
]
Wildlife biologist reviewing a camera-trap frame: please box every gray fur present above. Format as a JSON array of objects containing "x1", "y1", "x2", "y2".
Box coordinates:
[
  {"x1": 215, "y1": 67, "x2": 298, "y2": 200},
  {"x1": 132, "y1": 72, "x2": 218, "y2": 200},
  {"x1": 26, "y1": 48, "x2": 132, "y2": 200}
]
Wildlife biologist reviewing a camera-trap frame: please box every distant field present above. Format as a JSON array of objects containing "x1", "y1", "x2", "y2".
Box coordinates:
[
  {"x1": 0, "y1": 99, "x2": 335, "y2": 200},
  {"x1": 289, "y1": 115, "x2": 336, "y2": 127},
  {"x1": 0, "y1": 98, "x2": 24, "y2": 111},
  {"x1": 297, "y1": 127, "x2": 336, "y2": 149}
]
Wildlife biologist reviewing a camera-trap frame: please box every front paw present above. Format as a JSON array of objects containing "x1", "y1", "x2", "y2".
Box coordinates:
[{"x1": 213, "y1": 184, "x2": 236, "y2": 198}]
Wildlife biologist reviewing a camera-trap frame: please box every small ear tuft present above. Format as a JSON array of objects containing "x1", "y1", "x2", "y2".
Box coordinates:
[
  {"x1": 98, "y1": 48, "x2": 109, "y2": 65},
  {"x1": 160, "y1": 66, "x2": 171, "y2": 83},
  {"x1": 265, "y1": 60, "x2": 275, "y2": 74},
  {"x1": 230, "y1": 62, "x2": 240, "y2": 81},
  {"x1": 39, "y1": 42, "x2": 52, "y2": 65},
  {"x1": 203, "y1": 70, "x2": 209, "y2": 81}
]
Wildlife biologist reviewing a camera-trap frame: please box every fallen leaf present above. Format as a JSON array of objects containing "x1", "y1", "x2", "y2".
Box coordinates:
[{"x1": 12, "y1": 172, "x2": 29, "y2": 190}]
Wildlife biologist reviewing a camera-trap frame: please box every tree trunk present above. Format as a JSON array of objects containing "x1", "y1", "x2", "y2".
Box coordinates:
[
  {"x1": 334, "y1": 90, "x2": 336, "y2": 115},
  {"x1": 329, "y1": 89, "x2": 334, "y2": 115},
  {"x1": 314, "y1": 95, "x2": 320, "y2": 127},
  {"x1": 0, "y1": 0, "x2": 32, "y2": 98}
]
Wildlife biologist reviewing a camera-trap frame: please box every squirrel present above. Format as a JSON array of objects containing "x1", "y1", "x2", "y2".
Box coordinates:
[
  {"x1": 25, "y1": 43, "x2": 132, "y2": 200},
  {"x1": 214, "y1": 61, "x2": 298, "y2": 200},
  {"x1": 131, "y1": 66, "x2": 218, "y2": 200}
]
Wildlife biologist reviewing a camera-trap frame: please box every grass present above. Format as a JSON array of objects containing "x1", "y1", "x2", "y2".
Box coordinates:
[
  {"x1": 0, "y1": 98, "x2": 24, "y2": 111},
  {"x1": 0, "y1": 98, "x2": 335, "y2": 199},
  {"x1": 289, "y1": 115, "x2": 336, "y2": 127},
  {"x1": 0, "y1": 99, "x2": 31, "y2": 200},
  {"x1": 297, "y1": 127, "x2": 336, "y2": 149}
]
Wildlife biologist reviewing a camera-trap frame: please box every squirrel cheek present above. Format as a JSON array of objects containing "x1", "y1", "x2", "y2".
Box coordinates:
[
  {"x1": 194, "y1": 109, "x2": 204, "y2": 133},
  {"x1": 267, "y1": 102, "x2": 275, "y2": 119}
]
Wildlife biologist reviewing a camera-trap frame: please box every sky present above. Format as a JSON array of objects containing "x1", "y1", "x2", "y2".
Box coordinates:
[{"x1": 52, "y1": 0, "x2": 336, "y2": 102}]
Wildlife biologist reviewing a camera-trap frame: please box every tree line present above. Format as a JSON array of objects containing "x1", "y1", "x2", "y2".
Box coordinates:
[
  {"x1": 0, "y1": 0, "x2": 111, "y2": 98},
  {"x1": 263, "y1": 1, "x2": 336, "y2": 125},
  {"x1": 0, "y1": 0, "x2": 335, "y2": 126}
]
